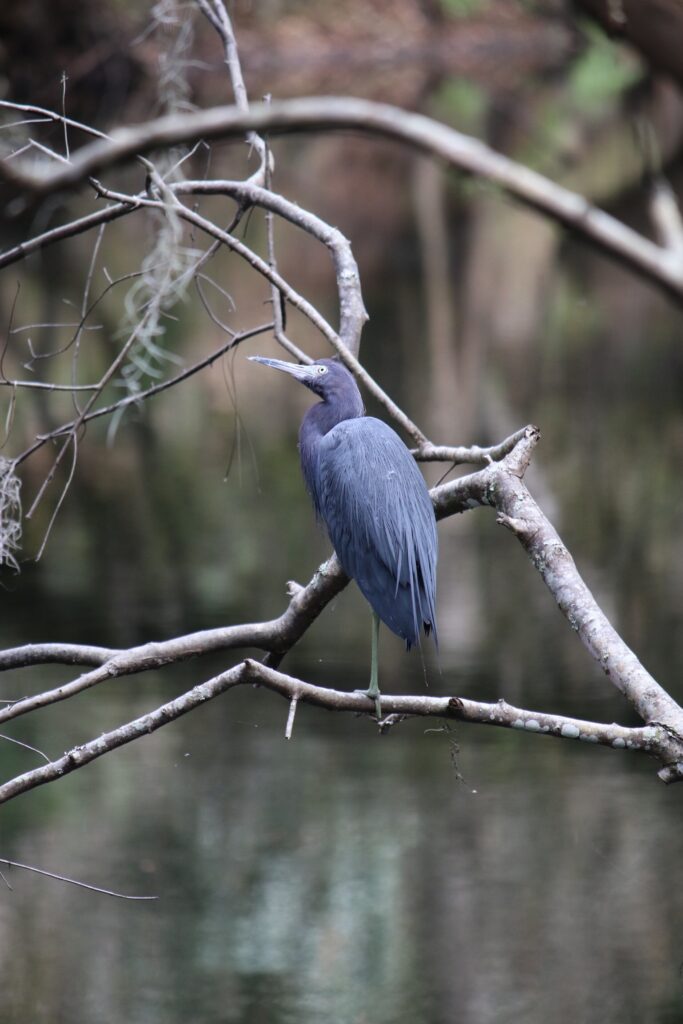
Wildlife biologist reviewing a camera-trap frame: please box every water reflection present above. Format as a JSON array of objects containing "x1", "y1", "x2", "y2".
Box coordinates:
[{"x1": 1, "y1": 687, "x2": 682, "y2": 1024}]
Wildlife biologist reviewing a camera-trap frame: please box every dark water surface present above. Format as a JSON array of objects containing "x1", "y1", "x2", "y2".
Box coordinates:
[{"x1": 1, "y1": 675, "x2": 682, "y2": 1024}]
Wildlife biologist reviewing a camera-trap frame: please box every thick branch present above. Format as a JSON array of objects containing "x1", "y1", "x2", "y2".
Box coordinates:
[
  {"x1": 0, "y1": 643, "x2": 119, "y2": 669},
  {"x1": 5, "y1": 97, "x2": 683, "y2": 301},
  {"x1": 0, "y1": 556, "x2": 349, "y2": 721},
  {"x1": 414, "y1": 426, "x2": 530, "y2": 466},
  {"x1": 246, "y1": 661, "x2": 667, "y2": 755},
  {"x1": 4, "y1": 427, "x2": 682, "y2": 745},
  {"x1": 432, "y1": 426, "x2": 683, "y2": 735},
  {"x1": 0, "y1": 656, "x2": 679, "y2": 807}
]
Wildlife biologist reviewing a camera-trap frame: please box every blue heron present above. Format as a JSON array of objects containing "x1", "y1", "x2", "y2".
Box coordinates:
[{"x1": 250, "y1": 356, "x2": 438, "y2": 717}]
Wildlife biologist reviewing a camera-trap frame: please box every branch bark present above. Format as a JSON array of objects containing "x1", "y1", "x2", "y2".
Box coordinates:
[
  {"x1": 3, "y1": 429, "x2": 683, "y2": 790},
  {"x1": 4, "y1": 96, "x2": 683, "y2": 302},
  {"x1": 0, "y1": 655, "x2": 678, "y2": 808},
  {"x1": 431, "y1": 427, "x2": 683, "y2": 735}
]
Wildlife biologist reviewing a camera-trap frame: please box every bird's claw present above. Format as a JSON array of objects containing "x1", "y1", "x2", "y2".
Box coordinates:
[{"x1": 353, "y1": 688, "x2": 382, "y2": 720}]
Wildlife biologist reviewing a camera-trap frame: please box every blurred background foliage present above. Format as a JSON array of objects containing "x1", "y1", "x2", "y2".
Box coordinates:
[{"x1": 1, "y1": 2, "x2": 683, "y2": 1022}]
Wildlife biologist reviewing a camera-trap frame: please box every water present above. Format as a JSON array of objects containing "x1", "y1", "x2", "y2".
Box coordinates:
[{"x1": 1, "y1": 678, "x2": 682, "y2": 1023}]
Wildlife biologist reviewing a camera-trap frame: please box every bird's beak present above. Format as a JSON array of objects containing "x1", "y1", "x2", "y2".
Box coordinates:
[{"x1": 249, "y1": 356, "x2": 318, "y2": 383}]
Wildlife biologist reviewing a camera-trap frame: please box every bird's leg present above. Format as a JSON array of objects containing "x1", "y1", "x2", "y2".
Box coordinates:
[
  {"x1": 369, "y1": 609, "x2": 381, "y2": 715},
  {"x1": 355, "y1": 611, "x2": 382, "y2": 719}
]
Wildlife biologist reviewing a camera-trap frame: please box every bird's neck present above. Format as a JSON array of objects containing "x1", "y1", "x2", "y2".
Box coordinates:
[
  {"x1": 302, "y1": 391, "x2": 363, "y2": 441},
  {"x1": 298, "y1": 393, "x2": 364, "y2": 510}
]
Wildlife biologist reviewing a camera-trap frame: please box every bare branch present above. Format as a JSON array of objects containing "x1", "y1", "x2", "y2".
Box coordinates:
[
  {"x1": 0, "y1": 643, "x2": 119, "y2": 669},
  {"x1": 432, "y1": 427, "x2": 683, "y2": 735},
  {"x1": 0, "y1": 202, "x2": 134, "y2": 271},
  {"x1": 0, "y1": 858, "x2": 157, "y2": 899},
  {"x1": 195, "y1": 0, "x2": 269, "y2": 184},
  {"x1": 0, "y1": 553, "x2": 349, "y2": 722},
  {"x1": 414, "y1": 426, "x2": 531, "y2": 467},
  {"x1": 0, "y1": 380, "x2": 102, "y2": 393},
  {"x1": 20, "y1": 321, "x2": 274, "y2": 449},
  {"x1": 246, "y1": 661, "x2": 668, "y2": 759},
  {"x1": 0, "y1": 661, "x2": 247, "y2": 804},
  {"x1": 0, "y1": 655, "x2": 679, "y2": 808},
  {"x1": 0, "y1": 99, "x2": 107, "y2": 142},
  {"x1": 5, "y1": 97, "x2": 683, "y2": 301}
]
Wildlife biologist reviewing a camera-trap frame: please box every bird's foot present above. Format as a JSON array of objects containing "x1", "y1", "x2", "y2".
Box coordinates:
[{"x1": 354, "y1": 688, "x2": 382, "y2": 720}]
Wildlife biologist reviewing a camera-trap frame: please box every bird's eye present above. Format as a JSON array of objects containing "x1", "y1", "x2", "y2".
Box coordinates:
[{"x1": 316, "y1": 366, "x2": 328, "y2": 375}]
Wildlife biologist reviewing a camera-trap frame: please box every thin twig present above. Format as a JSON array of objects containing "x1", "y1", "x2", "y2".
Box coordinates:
[
  {"x1": 0, "y1": 859, "x2": 158, "y2": 900},
  {"x1": 285, "y1": 695, "x2": 299, "y2": 739},
  {"x1": 14, "y1": 321, "x2": 273, "y2": 456},
  {"x1": 0, "y1": 732, "x2": 51, "y2": 763}
]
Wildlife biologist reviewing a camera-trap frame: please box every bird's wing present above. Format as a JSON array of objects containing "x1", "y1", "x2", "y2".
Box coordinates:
[{"x1": 316, "y1": 417, "x2": 438, "y2": 647}]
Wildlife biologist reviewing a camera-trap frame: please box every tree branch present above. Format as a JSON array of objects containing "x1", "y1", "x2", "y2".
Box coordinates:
[
  {"x1": 0, "y1": 654, "x2": 679, "y2": 808},
  {"x1": 3, "y1": 427, "x2": 683, "y2": 785},
  {"x1": 414, "y1": 426, "x2": 530, "y2": 466},
  {"x1": 0, "y1": 554, "x2": 349, "y2": 722},
  {"x1": 195, "y1": 0, "x2": 269, "y2": 185},
  {"x1": 0, "y1": 202, "x2": 135, "y2": 270},
  {"x1": 0, "y1": 643, "x2": 119, "y2": 669},
  {"x1": 13, "y1": 321, "x2": 274, "y2": 457},
  {"x1": 5, "y1": 97, "x2": 683, "y2": 302},
  {"x1": 3, "y1": 37, "x2": 683, "y2": 803},
  {"x1": 432, "y1": 427, "x2": 683, "y2": 738}
]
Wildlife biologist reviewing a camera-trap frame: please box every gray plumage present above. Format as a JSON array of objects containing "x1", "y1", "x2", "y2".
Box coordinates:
[{"x1": 250, "y1": 356, "x2": 438, "y2": 650}]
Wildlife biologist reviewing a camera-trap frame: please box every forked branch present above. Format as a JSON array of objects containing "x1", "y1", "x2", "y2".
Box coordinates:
[
  {"x1": 2, "y1": 429, "x2": 683, "y2": 800},
  {"x1": 4, "y1": 97, "x2": 683, "y2": 302}
]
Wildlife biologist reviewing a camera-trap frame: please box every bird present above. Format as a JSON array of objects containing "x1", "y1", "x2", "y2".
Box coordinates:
[{"x1": 249, "y1": 355, "x2": 438, "y2": 717}]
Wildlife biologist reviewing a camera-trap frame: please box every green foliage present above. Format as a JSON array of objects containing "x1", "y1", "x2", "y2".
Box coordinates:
[
  {"x1": 430, "y1": 78, "x2": 488, "y2": 134},
  {"x1": 570, "y1": 23, "x2": 642, "y2": 114},
  {"x1": 439, "y1": 0, "x2": 490, "y2": 17},
  {"x1": 514, "y1": 24, "x2": 643, "y2": 179}
]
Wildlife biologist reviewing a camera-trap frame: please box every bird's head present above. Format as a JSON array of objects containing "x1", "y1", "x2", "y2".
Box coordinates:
[{"x1": 249, "y1": 356, "x2": 361, "y2": 403}]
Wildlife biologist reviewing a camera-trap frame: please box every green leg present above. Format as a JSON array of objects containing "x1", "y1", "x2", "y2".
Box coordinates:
[{"x1": 355, "y1": 612, "x2": 382, "y2": 719}]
